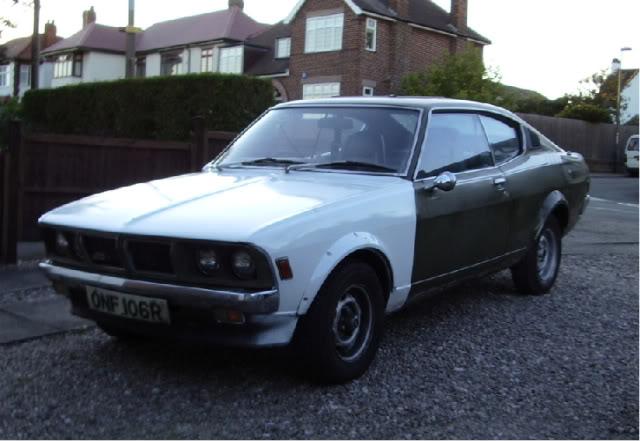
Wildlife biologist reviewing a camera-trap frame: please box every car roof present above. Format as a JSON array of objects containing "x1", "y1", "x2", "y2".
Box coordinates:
[{"x1": 275, "y1": 97, "x2": 518, "y2": 119}]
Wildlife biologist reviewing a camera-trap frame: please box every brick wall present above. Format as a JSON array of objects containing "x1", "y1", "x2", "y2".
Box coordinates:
[{"x1": 281, "y1": 0, "x2": 484, "y2": 99}]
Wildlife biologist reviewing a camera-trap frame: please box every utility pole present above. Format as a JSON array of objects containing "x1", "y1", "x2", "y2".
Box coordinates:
[
  {"x1": 31, "y1": 0, "x2": 40, "y2": 89},
  {"x1": 613, "y1": 47, "x2": 632, "y2": 173},
  {"x1": 125, "y1": 0, "x2": 136, "y2": 78}
]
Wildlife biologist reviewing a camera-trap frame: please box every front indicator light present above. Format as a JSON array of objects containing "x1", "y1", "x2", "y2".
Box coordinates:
[
  {"x1": 276, "y1": 258, "x2": 293, "y2": 280},
  {"x1": 214, "y1": 309, "x2": 245, "y2": 325},
  {"x1": 231, "y1": 251, "x2": 256, "y2": 279}
]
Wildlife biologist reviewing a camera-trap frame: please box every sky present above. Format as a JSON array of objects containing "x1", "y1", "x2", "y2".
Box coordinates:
[{"x1": 1, "y1": 0, "x2": 639, "y2": 99}]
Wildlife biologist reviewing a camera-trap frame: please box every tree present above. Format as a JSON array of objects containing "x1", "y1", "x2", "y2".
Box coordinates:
[
  {"x1": 401, "y1": 48, "x2": 507, "y2": 106},
  {"x1": 556, "y1": 102, "x2": 612, "y2": 123},
  {"x1": 0, "y1": 0, "x2": 19, "y2": 39}
]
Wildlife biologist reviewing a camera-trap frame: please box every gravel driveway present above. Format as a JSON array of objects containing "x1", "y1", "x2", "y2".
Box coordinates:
[{"x1": 0, "y1": 252, "x2": 637, "y2": 439}]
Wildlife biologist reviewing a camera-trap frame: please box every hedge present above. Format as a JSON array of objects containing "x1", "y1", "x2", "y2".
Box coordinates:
[{"x1": 22, "y1": 74, "x2": 275, "y2": 140}]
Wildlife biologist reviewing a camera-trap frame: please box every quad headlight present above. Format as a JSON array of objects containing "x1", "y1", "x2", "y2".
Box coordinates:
[
  {"x1": 197, "y1": 249, "x2": 220, "y2": 275},
  {"x1": 231, "y1": 251, "x2": 256, "y2": 280}
]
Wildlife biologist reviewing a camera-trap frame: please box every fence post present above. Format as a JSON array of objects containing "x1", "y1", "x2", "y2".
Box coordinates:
[
  {"x1": 0, "y1": 120, "x2": 21, "y2": 264},
  {"x1": 191, "y1": 116, "x2": 206, "y2": 172}
]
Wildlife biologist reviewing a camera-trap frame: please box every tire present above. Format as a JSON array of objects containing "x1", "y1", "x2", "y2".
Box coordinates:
[
  {"x1": 627, "y1": 167, "x2": 639, "y2": 177},
  {"x1": 511, "y1": 216, "x2": 562, "y2": 295},
  {"x1": 294, "y1": 260, "x2": 385, "y2": 384}
]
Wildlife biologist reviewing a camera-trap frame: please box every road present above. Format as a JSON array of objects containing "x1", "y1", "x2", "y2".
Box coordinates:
[{"x1": 0, "y1": 175, "x2": 637, "y2": 439}]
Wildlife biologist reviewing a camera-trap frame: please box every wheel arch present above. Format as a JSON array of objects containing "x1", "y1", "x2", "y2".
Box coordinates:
[
  {"x1": 536, "y1": 190, "x2": 570, "y2": 238},
  {"x1": 296, "y1": 233, "x2": 395, "y2": 315}
]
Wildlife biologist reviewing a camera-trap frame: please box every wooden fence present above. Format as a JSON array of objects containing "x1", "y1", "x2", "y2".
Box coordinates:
[
  {"x1": 518, "y1": 113, "x2": 638, "y2": 173},
  {"x1": 0, "y1": 119, "x2": 236, "y2": 263}
]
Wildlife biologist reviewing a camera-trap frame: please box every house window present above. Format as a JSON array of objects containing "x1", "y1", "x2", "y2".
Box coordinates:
[
  {"x1": 0, "y1": 65, "x2": 10, "y2": 87},
  {"x1": 363, "y1": 86, "x2": 374, "y2": 96},
  {"x1": 135, "y1": 56, "x2": 146, "y2": 77},
  {"x1": 276, "y1": 38, "x2": 291, "y2": 59},
  {"x1": 365, "y1": 18, "x2": 377, "y2": 51},
  {"x1": 73, "y1": 53, "x2": 83, "y2": 77},
  {"x1": 161, "y1": 51, "x2": 183, "y2": 76},
  {"x1": 302, "y1": 82, "x2": 341, "y2": 100},
  {"x1": 19, "y1": 65, "x2": 31, "y2": 86},
  {"x1": 305, "y1": 13, "x2": 344, "y2": 53},
  {"x1": 54, "y1": 54, "x2": 72, "y2": 78},
  {"x1": 219, "y1": 46, "x2": 243, "y2": 74},
  {"x1": 201, "y1": 48, "x2": 214, "y2": 72}
]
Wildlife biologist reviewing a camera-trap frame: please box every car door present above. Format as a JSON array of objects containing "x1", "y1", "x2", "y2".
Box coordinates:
[{"x1": 411, "y1": 112, "x2": 511, "y2": 291}]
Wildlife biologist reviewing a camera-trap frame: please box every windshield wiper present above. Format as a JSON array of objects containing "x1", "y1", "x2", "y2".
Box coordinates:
[
  {"x1": 287, "y1": 161, "x2": 397, "y2": 174},
  {"x1": 218, "y1": 158, "x2": 305, "y2": 169}
]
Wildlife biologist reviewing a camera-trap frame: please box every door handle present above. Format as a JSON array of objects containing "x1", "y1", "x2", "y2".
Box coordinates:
[{"x1": 493, "y1": 177, "x2": 507, "y2": 186}]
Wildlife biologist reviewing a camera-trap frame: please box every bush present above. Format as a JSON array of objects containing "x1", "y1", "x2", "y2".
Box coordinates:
[
  {"x1": 556, "y1": 103, "x2": 612, "y2": 124},
  {"x1": 401, "y1": 48, "x2": 505, "y2": 106},
  {"x1": 22, "y1": 74, "x2": 275, "y2": 140},
  {"x1": 0, "y1": 97, "x2": 22, "y2": 150}
]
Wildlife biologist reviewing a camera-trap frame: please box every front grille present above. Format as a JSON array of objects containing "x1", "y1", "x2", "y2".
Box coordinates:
[
  {"x1": 127, "y1": 241, "x2": 173, "y2": 274},
  {"x1": 82, "y1": 235, "x2": 123, "y2": 268}
]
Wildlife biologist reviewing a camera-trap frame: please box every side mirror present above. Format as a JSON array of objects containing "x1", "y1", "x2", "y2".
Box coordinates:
[{"x1": 423, "y1": 171, "x2": 457, "y2": 192}]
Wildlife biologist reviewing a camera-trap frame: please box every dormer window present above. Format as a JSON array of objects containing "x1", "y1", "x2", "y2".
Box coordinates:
[
  {"x1": 305, "y1": 13, "x2": 344, "y2": 53},
  {"x1": 276, "y1": 37, "x2": 291, "y2": 59}
]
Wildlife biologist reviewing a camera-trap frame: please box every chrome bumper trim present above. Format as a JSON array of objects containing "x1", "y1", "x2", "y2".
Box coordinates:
[{"x1": 39, "y1": 262, "x2": 279, "y2": 314}]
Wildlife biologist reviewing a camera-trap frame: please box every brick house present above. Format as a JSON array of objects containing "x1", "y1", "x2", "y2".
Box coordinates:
[
  {"x1": 271, "y1": 0, "x2": 490, "y2": 101},
  {"x1": 38, "y1": 0, "x2": 489, "y2": 101}
]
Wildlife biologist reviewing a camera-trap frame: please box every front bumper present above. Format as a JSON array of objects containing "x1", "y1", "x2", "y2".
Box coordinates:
[{"x1": 40, "y1": 262, "x2": 297, "y2": 347}]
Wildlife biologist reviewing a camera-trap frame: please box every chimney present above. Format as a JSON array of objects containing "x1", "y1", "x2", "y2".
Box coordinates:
[
  {"x1": 451, "y1": 0, "x2": 467, "y2": 30},
  {"x1": 82, "y1": 6, "x2": 96, "y2": 28},
  {"x1": 44, "y1": 21, "x2": 57, "y2": 48},
  {"x1": 228, "y1": 0, "x2": 244, "y2": 10},
  {"x1": 388, "y1": 0, "x2": 409, "y2": 18}
]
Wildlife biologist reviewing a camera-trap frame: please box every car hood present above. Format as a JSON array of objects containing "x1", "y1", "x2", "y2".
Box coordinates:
[{"x1": 40, "y1": 170, "x2": 403, "y2": 241}]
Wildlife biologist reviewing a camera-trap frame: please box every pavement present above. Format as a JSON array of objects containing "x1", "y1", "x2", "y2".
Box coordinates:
[{"x1": 0, "y1": 173, "x2": 637, "y2": 439}]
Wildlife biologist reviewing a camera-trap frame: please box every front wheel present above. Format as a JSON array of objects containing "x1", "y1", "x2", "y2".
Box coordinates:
[
  {"x1": 294, "y1": 260, "x2": 385, "y2": 384},
  {"x1": 511, "y1": 217, "x2": 562, "y2": 295}
]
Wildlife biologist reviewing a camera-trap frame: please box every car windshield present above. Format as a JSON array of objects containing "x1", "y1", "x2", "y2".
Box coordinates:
[{"x1": 215, "y1": 107, "x2": 421, "y2": 174}]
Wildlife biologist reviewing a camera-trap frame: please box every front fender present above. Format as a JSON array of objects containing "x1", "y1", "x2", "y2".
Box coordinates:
[
  {"x1": 534, "y1": 190, "x2": 569, "y2": 239},
  {"x1": 296, "y1": 232, "x2": 391, "y2": 315}
]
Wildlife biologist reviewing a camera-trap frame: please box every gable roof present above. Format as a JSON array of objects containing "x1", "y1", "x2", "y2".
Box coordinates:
[
  {"x1": 1, "y1": 34, "x2": 64, "y2": 61},
  {"x1": 136, "y1": 6, "x2": 268, "y2": 52},
  {"x1": 244, "y1": 22, "x2": 291, "y2": 76},
  {"x1": 0, "y1": 37, "x2": 31, "y2": 61},
  {"x1": 43, "y1": 6, "x2": 270, "y2": 56},
  {"x1": 286, "y1": 0, "x2": 490, "y2": 44},
  {"x1": 42, "y1": 23, "x2": 126, "y2": 55}
]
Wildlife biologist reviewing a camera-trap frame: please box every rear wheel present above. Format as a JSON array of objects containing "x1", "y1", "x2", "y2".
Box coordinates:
[
  {"x1": 294, "y1": 260, "x2": 385, "y2": 384},
  {"x1": 511, "y1": 216, "x2": 562, "y2": 295}
]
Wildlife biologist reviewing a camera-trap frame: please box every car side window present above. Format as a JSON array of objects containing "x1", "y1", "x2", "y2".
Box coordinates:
[
  {"x1": 525, "y1": 128, "x2": 542, "y2": 150},
  {"x1": 479, "y1": 115, "x2": 521, "y2": 164},
  {"x1": 417, "y1": 113, "x2": 494, "y2": 179}
]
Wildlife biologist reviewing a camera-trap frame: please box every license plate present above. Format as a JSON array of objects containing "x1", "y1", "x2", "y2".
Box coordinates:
[{"x1": 86, "y1": 287, "x2": 170, "y2": 324}]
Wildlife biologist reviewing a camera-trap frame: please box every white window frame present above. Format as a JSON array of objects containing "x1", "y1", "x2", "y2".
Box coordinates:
[
  {"x1": 302, "y1": 82, "x2": 341, "y2": 100},
  {"x1": 54, "y1": 54, "x2": 74, "y2": 78},
  {"x1": 276, "y1": 37, "x2": 291, "y2": 59},
  {"x1": 218, "y1": 46, "x2": 244, "y2": 74},
  {"x1": 363, "y1": 86, "x2": 374, "y2": 96},
  {"x1": 201, "y1": 48, "x2": 215, "y2": 73},
  {"x1": 305, "y1": 13, "x2": 344, "y2": 53},
  {"x1": 0, "y1": 65, "x2": 9, "y2": 87},
  {"x1": 365, "y1": 18, "x2": 377, "y2": 52},
  {"x1": 19, "y1": 64, "x2": 30, "y2": 86}
]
